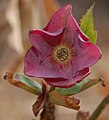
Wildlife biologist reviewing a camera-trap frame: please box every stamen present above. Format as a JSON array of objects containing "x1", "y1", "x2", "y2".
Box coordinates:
[{"x1": 56, "y1": 48, "x2": 69, "y2": 62}]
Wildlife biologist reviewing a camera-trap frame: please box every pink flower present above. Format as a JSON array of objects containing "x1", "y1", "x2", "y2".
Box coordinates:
[{"x1": 24, "y1": 4, "x2": 102, "y2": 88}]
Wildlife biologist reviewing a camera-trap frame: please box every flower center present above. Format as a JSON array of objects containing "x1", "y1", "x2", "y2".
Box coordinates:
[{"x1": 56, "y1": 47, "x2": 69, "y2": 62}]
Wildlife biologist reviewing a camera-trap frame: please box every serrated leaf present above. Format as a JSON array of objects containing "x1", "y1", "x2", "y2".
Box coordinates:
[
  {"x1": 55, "y1": 78, "x2": 102, "y2": 96},
  {"x1": 80, "y1": 4, "x2": 97, "y2": 44},
  {"x1": 4, "y1": 72, "x2": 42, "y2": 95}
]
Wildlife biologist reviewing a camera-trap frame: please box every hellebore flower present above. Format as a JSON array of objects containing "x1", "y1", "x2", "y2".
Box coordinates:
[{"x1": 24, "y1": 4, "x2": 102, "y2": 88}]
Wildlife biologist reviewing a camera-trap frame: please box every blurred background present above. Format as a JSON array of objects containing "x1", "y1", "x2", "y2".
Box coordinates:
[{"x1": 0, "y1": 0, "x2": 109, "y2": 120}]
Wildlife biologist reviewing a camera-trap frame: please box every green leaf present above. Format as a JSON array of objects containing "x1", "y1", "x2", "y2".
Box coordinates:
[
  {"x1": 4, "y1": 72, "x2": 42, "y2": 95},
  {"x1": 80, "y1": 3, "x2": 97, "y2": 44},
  {"x1": 55, "y1": 78, "x2": 102, "y2": 96}
]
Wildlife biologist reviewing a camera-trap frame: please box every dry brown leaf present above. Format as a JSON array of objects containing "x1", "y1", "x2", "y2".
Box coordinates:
[
  {"x1": 32, "y1": 81, "x2": 48, "y2": 117},
  {"x1": 49, "y1": 91, "x2": 80, "y2": 110}
]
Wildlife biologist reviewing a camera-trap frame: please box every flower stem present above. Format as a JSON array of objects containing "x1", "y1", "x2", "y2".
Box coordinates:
[
  {"x1": 40, "y1": 98, "x2": 55, "y2": 120},
  {"x1": 88, "y1": 94, "x2": 109, "y2": 120}
]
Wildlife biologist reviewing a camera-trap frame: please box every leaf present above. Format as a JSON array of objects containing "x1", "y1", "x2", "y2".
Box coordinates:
[
  {"x1": 4, "y1": 72, "x2": 42, "y2": 95},
  {"x1": 33, "y1": 93, "x2": 46, "y2": 117},
  {"x1": 55, "y1": 78, "x2": 103, "y2": 96},
  {"x1": 80, "y1": 3, "x2": 97, "y2": 44},
  {"x1": 49, "y1": 91, "x2": 80, "y2": 110},
  {"x1": 33, "y1": 81, "x2": 48, "y2": 117}
]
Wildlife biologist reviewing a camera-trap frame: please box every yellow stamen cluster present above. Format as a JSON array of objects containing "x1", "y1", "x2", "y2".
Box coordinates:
[
  {"x1": 56, "y1": 47, "x2": 68, "y2": 62},
  {"x1": 53, "y1": 44, "x2": 72, "y2": 63}
]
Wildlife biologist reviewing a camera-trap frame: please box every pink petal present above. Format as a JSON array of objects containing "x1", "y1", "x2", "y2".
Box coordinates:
[
  {"x1": 72, "y1": 33, "x2": 102, "y2": 71},
  {"x1": 44, "y1": 4, "x2": 72, "y2": 32},
  {"x1": 62, "y1": 13, "x2": 89, "y2": 46},
  {"x1": 45, "y1": 68, "x2": 90, "y2": 88},
  {"x1": 24, "y1": 46, "x2": 68, "y2": 79},
  {"x1": 29, "y1": 28, "x2": 64, "y2": 56},
  {"x1": 79, "y1": 31, "x2": 89, "y2": 41},
  {"x1": 61, "y1": 61, "x2": 77, "y2": 79}
]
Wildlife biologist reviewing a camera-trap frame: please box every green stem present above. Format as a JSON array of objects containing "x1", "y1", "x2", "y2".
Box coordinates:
[{"x1": 88, "y1": 94, "x2": 109, "y2": 120}]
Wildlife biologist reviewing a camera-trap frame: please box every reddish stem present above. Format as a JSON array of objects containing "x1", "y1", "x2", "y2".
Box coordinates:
[{"x1": 40, "y1": 98, "x2": 55, "y2": 120}]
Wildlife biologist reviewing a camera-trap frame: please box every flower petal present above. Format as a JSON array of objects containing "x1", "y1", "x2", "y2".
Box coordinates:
[
  {"x1": 24, "y1": 46, "x2": 67, "y2": 79},
  {"x1": 73, "y1": 33, "x2": 102, "y2": 71},
  {"x1": 44, "y1": 4, "x2": 85, "y2": 46},
  {"x1": 44, "y1": 4, "x2": 72, "y2": 32},
  {"x1": 79, "y1": 31, "x2": 89, "y2": 41},
  {"x1": 29, "y1": 28, "x2": 64, "y2": 56},
  {"x1": 62, "y1": 13, "x2": 89, "y2": 46},
  {"x1": 45, "y1": 68, "x2": 90, "y2": 88}
]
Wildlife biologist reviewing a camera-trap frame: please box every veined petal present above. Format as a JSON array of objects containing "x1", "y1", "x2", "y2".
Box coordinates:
[
  {"x1": 62, "y1": 13, "x2": 89, "y2": 46},
  {"x1": 45, "y1": 68, "x2": 90, "y2": 88},
  {"x1": 24, "y1": 46, "x2": 67, "y2": 79},
  {"x1": 73, "y1": 33, "x2": 102, "y2": 71},
  {"x1": 29, "y1": 28, "x2": 64, "y2": 56},
  {"x1": 44, "y1": 4, "x2": 72, "y2": 32}
]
